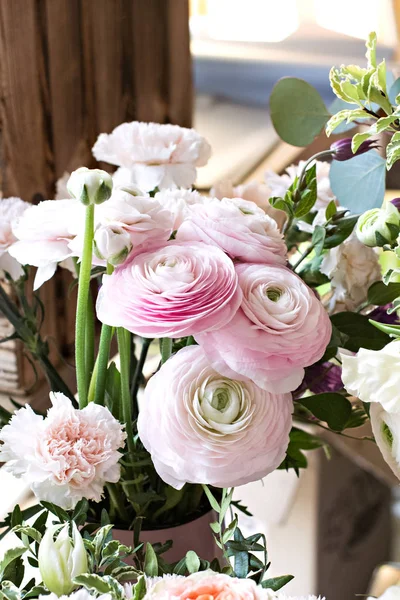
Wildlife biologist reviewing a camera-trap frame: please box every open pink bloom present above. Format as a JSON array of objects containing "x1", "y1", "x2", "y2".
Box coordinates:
[
  {"x1": 96, "y1": 240, "x2": 242, "y2": 338},
  {"x1": 92, "y1": 121, "x2": 211, "y2": 192},
  {"x1": 138, "y1": 345, "x2": 292, "y2": 489},
  {"x1": 196, "y1": 263, "x2": 332, "y2": 393},
  {"x1": 0, "y1": 393, "x2": 126, "y2": 509},
  {"x1": 0, "y1": 197, "x2": 30, "y2": 280},
  {"x1": 176, "y1": 196, "x2": 287, "y2": 265},
  {"x1": 141, "y1": 572, "x2": 280, "y2": 600}
]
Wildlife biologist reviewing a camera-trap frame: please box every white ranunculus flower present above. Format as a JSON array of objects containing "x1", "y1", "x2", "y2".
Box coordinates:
[
  {"x1": 154, "y1": 188, "x2": 205, "y2": 229},
  {"x1": 370, "y1": 403, "x2": 400, "y2": 482},
  {"x1": 93, "y1": 224, "x2": 132, "y2": 266},
  {"x1": 92, "y1": 121, "x2": 211, "y2": 192},
  {"x1": 357, "y1": 202, "x2": 400, "y2": 247},
  {"x1": 341, "y1": 341, "x2": 400, "y2": 413},
  {"x1": 67, "y1": 167, "x2": 113, "y2": 205},
  {"x1": 369, "y1": 586, "x2": 400, "y2": 600},
  {"x1": 0, "y1": 197, "x2": 30, "y2": 280},
  {"x1": 55, "y1": 172, "x2": 71, "y2": 200},
  {"x1": 9, "y1": 199, "x2": 84, "y2": 289},
  {"x1": 321, "y1": 231, "x2": 381, "y2": 311}
]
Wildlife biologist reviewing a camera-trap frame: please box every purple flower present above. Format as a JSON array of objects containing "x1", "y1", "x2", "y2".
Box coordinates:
[
  {"x1": 294, "y1": 361, "x2": 343, "y2": 398},
  {"x1": 330, "y1": 137, "x2": 379, "y2": 162},
  {"x1": 368, "y1": 304, "x2": 400, "y2": 325},
  {"x1": 391, "y1": 197, "x2": 400, "y2": 212}
]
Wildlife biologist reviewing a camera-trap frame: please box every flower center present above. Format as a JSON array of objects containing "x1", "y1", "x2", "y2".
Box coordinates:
[
  {"x1": 382, "y1": 421, "x2": 394, "y2": 449},
  {"x1": 200, "y1": 380, "x2": 242, "y2": 425},
  {"x1": 264, "y1": 286, "x2": 283, "y2": 302}
]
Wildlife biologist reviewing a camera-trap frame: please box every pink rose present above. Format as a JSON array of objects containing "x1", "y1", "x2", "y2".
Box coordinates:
[
  {"x1": 196, "y1": 263, "x2": 332, "y2": 393},
  {"x1": 138, "y1": 345, "x2": 292, "y2": 489},
  {"x1": 92, "y1": 121, "x2": 211, "y2": 192},
  {"x1": 142, "y1": 572, "x2": 277, "y2": 600},
  {"x1": 176, "y1": 196, "x2": 287, "y2": 265},
  {"x1": 96, "y1": 241, "x2": 242, "y2": 337},
  {"x1": 0, "y1": 393, "x2": 126, "y2": 509}
]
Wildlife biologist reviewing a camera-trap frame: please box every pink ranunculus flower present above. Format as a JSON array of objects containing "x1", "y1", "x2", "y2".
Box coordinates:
[
  {"x1": 0, "y1": 197, "x2": 30, "y2": 280},
  {"x1": 154, "y1": 188, "x2": 205, "y2": 229},
  {"x1": 92, "y1": 121, "x2": 212, "y2": 192},
  {"x1": 96, "y1": 240, "x2": 242, "y2": 338},
  {"x1": 41, "y1": 591, "x2": 111, "y2": 600},
  {"x1": 142, "y1": 572, "x2": 282, "y2": 600},
  {"x1": 138, "y1": 345, "x2": 292, "y2": 489},
  {"x1": 196, "y1": 263, "x2": 332, "y2": 393},
  {"x1": 0, "y1": 392, "x2": 126, "y2": 509},
  {"x1": 176, "y1": 196, "x2": 287, "y2": 265},
  {"x1": 9, "y1": 199, "x2": 85, "y2": 290},
  {"x1": 211, "y1": 179, "x2": 287, "y2": 231}
]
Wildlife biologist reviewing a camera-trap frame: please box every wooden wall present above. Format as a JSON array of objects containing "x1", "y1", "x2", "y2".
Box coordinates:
[{"x1": 0, "y1": 0, "x2": 192, "y2": 394}]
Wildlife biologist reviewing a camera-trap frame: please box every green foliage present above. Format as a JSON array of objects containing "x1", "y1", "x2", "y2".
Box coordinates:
[
  {"x1": 270, "y1": 77, "x2": 330, "y2": 146},
  {"x1": 367, "y1": 281, "x2": 400, "y2": 305},
  {"x1": 261, "y1": 575, "x2": 294, "y2": 591},
  {"x1": 297, "y1": 393, "x2": 352, "y2": 432},
  {"x1": 279, "y1": 428, "x2": 323, "y2": 474},
  {"x1": 331, "y1": 312, "x2": 390, "y2": 352}
]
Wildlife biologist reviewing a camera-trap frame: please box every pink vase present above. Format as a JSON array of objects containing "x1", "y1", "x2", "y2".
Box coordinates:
[{"x1": 113, "y1": 510, "x2": 220, "y2": 564}]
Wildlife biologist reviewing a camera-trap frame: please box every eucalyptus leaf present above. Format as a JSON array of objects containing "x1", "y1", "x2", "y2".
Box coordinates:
[
  {"x1": 270, "y1": 78, "x2": 330, "y2": 146},
  {"x1": 329, "y1": 151, "x2": 386, "y2": 213}
]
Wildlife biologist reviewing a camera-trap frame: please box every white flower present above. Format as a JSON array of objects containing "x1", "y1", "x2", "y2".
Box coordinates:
[
  {"x1": 321, "y1": 231, "x2": 381, "y2": 311},
  {"x1": 56, "y1": 172, "x2": 71, "y2": 200},
  {"x1": 154, "y1": 188, "x2": 205, "y2": 229},
  {"x1": 369, "y1": 586, "x2": 400, "y2": 600},
  {"x1": 9, "y1": 199, "x2": 84, "y2": 290},
  {"x1": 341, "y1": 341, "x2": 400, "y2": 413},
  {"x1": 39, "y1": 523, "x2": 88, "y2": 596},
  {"x1": 0, "y1": 392, "x2": 126, "y2": 509},
  {"x1": 0, "y1": 197, "x2": 30, "y2": 280},
  {"x1": 265, "y1": 160, "x2": 335, "y2": 211},
  {"x1": 93, "y1": 224, "x2": 132, "y2": 266},
  {"x1": 40, "y1": 591, "x2": 111, "y2": 600},
  {"x1": 356, "y1": 202, "x2": 400, "y2": 247},
  {"x1": 370, "y1": 403, "x2": 400, "y2": 482},
  {"x1": 211, "y1": 180, "x2": 287, "y2": 231},
  {"x1": 92, "y1": 121, "x2": 211, "y2": 192},
  {"x1": 67, "y1": 167, "x2": 113, "y2": 205}
]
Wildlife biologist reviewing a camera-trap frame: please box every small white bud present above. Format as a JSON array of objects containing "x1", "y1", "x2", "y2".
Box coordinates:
[
  {"x1": 356, "y1": 202, "x2": 400, "y2": 247},
  {"x1": 67, "y1": 167, "x2": 113, "y2": 205},
  {"x1": 93, "y1": 224, "x2": 132, "y2": 266}
]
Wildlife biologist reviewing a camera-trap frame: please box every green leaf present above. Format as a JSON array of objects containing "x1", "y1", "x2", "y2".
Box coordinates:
[
  {"x1": 74, "y1": 574, "x2": 122, "y2": 598},
  {"x1": 366, "y1": 32, "x2": 377, "y2": 69},
  {"x1": 0, "y1": 582, "x2": 20, "y2": 600},
  {"x1": 298, "y1": 393, "x2": 352, "y2": 432},
  {"x1": 144, "y1": 543, "x2": 158, "y2": 577},
  {"x1": 389, "y1": 77, "x2": 400, "y2": 104},
  {"x1": 295, "y1": 189, "x2": 316, "y2": 219},
  {"x1": 269, "y1": 196, "x2": 294, "y2": 216},
  {"x1": 367, "y1": 281, "x2": 400, "y2": 305},
  {"x1": 352, "y1": 132, "x2": 372, "y2": 153},
  {"x1": 186, "y1": 551, "x2": 200, "y2": 574},
  {"x1": 222, "y1": 515, "x2": 238, "y2": 544},
  {"x1": 0, "y1": 548, "x2": 26, "y2": 580},
  {"x1": 330, "y1": 151, "x2": 386, "y2": 213},
  {"x1": 270, "y1": 77, "x2": 330, "y2": 146},
  {"x1": 39, "y1": 502, "x2": 70, "y2": 522},
  {"x1": 210, "y1": 522, "x2": 221, "y2": 534},
  {"x1": 331, "y1": 312, "x2": 390, "y2": 351},
  {"x1": 325, "y1": 200, "x2": 337, "y2": 221},
  {"x1": 369, "y1": 319, "x2": 400, "y2": 338},
  {"x1": 202, "y1": 485, "x2": 221, "y2": 512},
  {"x1": 298, "y1": 256, "x2": 329, "y2": 287},
  {"x1": 324, "y1": 214, "x2": 359, "y2": 248},
  {"x1": 312, "y1": 225, "x2": 326, "y2": 256},
  {"x1": 261, "y1": 575, "x2": 294, "y2": 591},
  {"x1": 387, "y1": 132, "x2": 400, "y2": 170},
  {"x1": 2, "y1": 556, "x2": 24, "y2": 588},
  {"x1": 132, "y1": 576, "x2": 147, "y2": 600},
  {"x1": 326, "y1": 110, "x2": 352, "y2": 137}
]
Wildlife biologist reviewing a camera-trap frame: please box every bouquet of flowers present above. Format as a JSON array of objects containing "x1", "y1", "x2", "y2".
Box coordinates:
[{"x1": 0, "y1": 29, "x2": 398, "y2": 600}]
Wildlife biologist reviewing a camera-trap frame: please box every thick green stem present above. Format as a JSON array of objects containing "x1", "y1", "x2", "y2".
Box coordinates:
[
  {"x1": 92, "y1": 325, "x2": 113, "y2": 405},
  {"x1": 84, "y1": 291, "x2": 95, "y2": 393},
  {"x1": 75, "y1": 204, "x2": 95, "y2": 408},
  {"x1": 160, "y1": 337, "x2": 172, "y2": 364},
  {"x1": 118, "y1": 328, "x2": 135, "y2": 459},
  {"x1": 131, "y1": 337, "x2": 152, "y2": 418}
]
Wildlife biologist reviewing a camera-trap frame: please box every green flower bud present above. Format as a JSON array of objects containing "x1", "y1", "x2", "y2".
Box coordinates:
[
  {"x1": 38, "y1": 523, "x2": 88, "y2": 596},
  {"x1": 67, "y1": 167, "x2": 113, "y2": 205},
  {"x1": 356, "y1": 202, "x2": 400, "y2": 247}
]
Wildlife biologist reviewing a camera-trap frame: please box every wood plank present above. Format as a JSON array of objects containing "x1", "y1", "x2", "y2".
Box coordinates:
[{"x1": 166, "y1": 0, "x2": 192, "y2": 126}]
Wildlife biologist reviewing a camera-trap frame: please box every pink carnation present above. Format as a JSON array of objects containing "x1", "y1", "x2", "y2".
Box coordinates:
[
  {"x1": 176, "y1": 196, "x2": 287, "y2": 265},
  {"x1": 196, "y1": 263, "x2": 332, "y2": 393},
  {"x1": 92, "y1": 121, "x2": 211, "y2": 192},
  {"x1": 138, "y1": 345, "x2": 292, "y2": 489},
  {"x1": 0, "y1": 393, "x2": 126, "y2": 509},
  {"x1": 96, "y1": 240, "x2": 242, "y2": 338}
]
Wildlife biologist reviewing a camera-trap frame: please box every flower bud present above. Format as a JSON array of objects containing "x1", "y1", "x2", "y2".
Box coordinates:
[
  {"x1": 330, "y1": 137, "x2": 379, "y2": 162},
  {"x1": 391, "y1": 197, "x2": 400, "y2": 211},
  {"x1": 67, "y1": 167, "x2": 113, "y2": 205},
  {"x1": 356, "y1": 202, "x2": 400, "y2": 247},
  {"x1": 93, "y1": 224, "x2": 132, "y2": 266},
  {"x1": 38, "y1": 523, "x2": 88, "y2": 596}
]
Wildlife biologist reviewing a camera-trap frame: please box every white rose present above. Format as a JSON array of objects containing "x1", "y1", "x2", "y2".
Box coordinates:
[
  {"x1": 0, "y1": 197, "x2": 30, "y2": 280},
  {"x1": 9, "y1": 199, "x2": 84, "y2": 289},
  {"x1": 321, "y1": 231, "x2": 381, "y2": 311},
  {"x1": 341, "y1": 341, "x2": 400, "y2": 413}
]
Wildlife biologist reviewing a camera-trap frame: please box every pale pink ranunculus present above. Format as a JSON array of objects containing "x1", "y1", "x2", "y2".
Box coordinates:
[
  {"x1": 0, "y1": 197, "x2": 30, "y2": 280},
  {"x1": 211, "y1": 179, "x2": 287, "y2": 231},
  {"x1": 96, "y1": 240, "x2": 242, "y2": 338},
  {"x1": 41, "y1": 591, "x2": 111, "y2": 600},
  {"x1": 138, "y1": 345, "x2": 292, "y2": 489},
  {"x1": 142, "y1": 572, "x2": 278, "y2": 600},
  {"x1": 92, "y1": 121, "x2": 212, "y2": 192},
  {"x1": 9, "y1": 199, "x2": 84, "y2": 289},
  {"x1": 0, "y1": 392, "x2": 126, "y2": 509},
  {"x1": 154, "y1": 188, "x2": 205, "y2": 229},
  {"x1": 176, "y1": 196, "x2": 287, "y2": 265},
  {"x1": 196, "y1": 263, "x2": 332, "y2": 393}
]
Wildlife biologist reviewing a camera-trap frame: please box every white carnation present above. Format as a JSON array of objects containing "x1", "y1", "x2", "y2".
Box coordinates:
[{"x1": 0, "y1": 197, "x2": 30, "y2": 280}]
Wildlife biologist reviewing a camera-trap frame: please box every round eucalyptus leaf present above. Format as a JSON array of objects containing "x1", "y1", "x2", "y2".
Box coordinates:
[{"x1": 270, "y1": 77, "x2": 330, "y2": 146}]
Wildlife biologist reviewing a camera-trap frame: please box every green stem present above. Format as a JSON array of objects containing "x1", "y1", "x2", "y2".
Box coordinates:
[
  {"x1": 75, "y1": 204, "x2": 95, "y2": 408},
  {"x1": 118, "y1": 328, "x2": 135, "y2": 459},
  {"x1": 106, "y1": 483, "x2": 129, "y2": 523},
  {"x1": 160, "y1": 337, "x2": 172, "y2": 364},
  {"x1": 296, "y1": 150, "x2": 334, "y2": 195},
  {"x1": 85, "y1": 291, "x2": 95, "y2": 393},
  {"x1": 131, "y1": 337, "x2": 152, "y2": 418},
  {"x1": 292, "y1": 244, "x2": 314, "y2": 271},
  {"x1": 93, "y1": 325, "x2": 114, "y2": 405}
]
